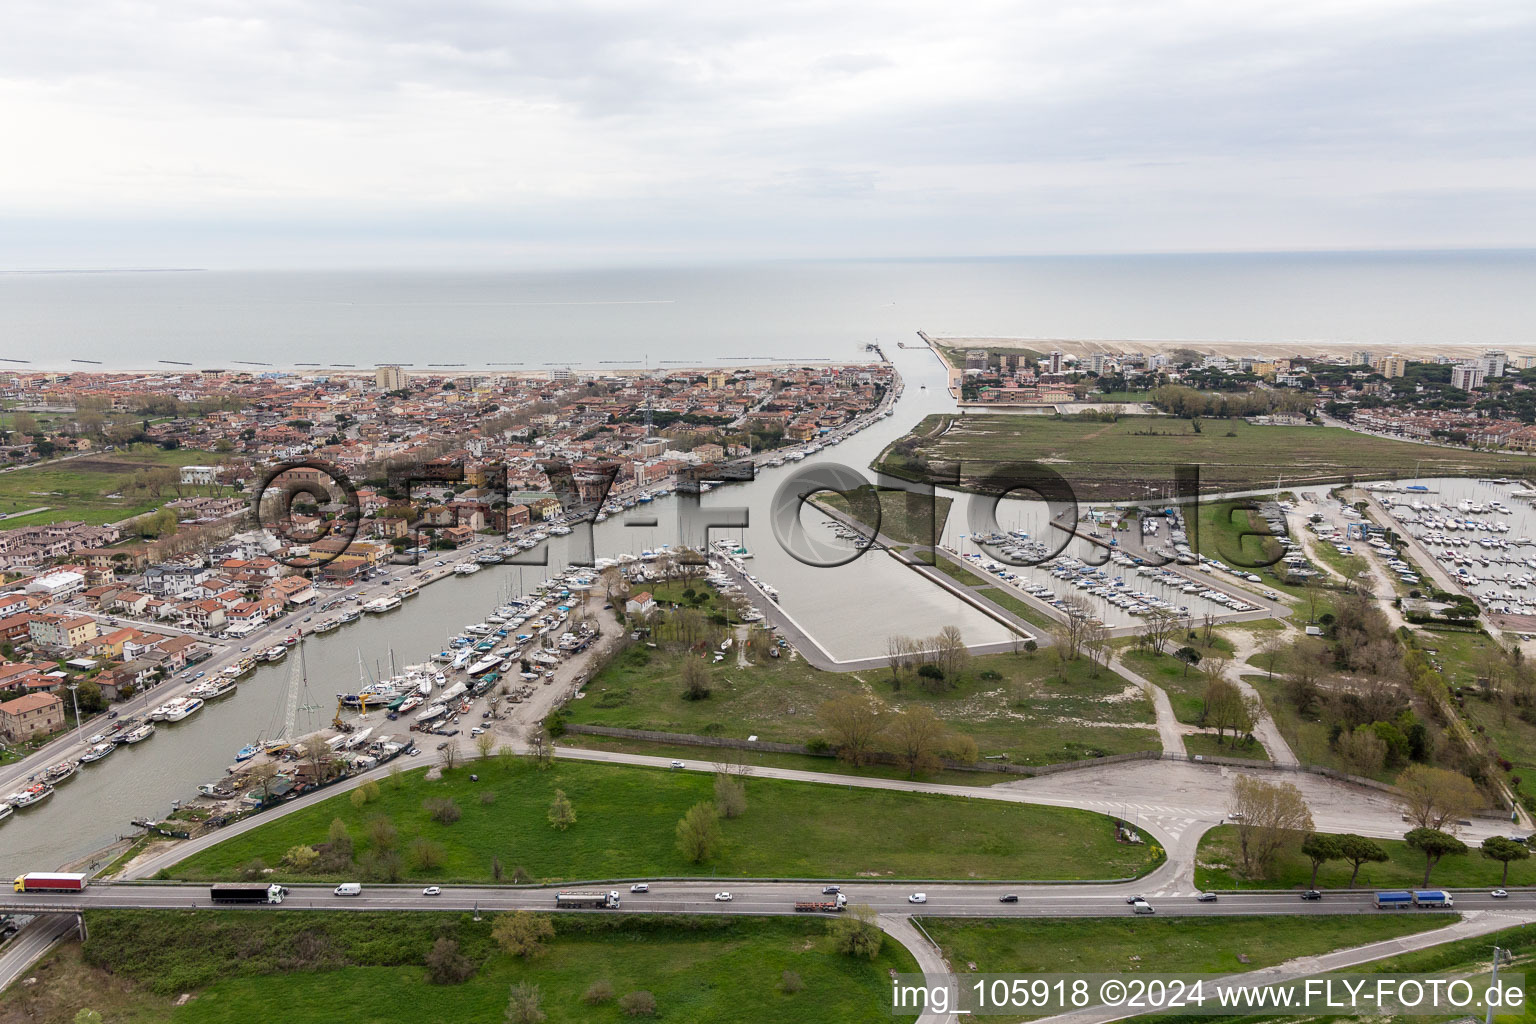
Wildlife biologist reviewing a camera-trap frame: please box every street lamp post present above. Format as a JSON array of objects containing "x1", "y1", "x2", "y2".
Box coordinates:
[{"x1": 67, "y1": 682, "x2": 83, "y2": 742}]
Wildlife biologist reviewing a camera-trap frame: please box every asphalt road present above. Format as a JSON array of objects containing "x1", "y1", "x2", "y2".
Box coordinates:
[{"x1": 1, "y1": 881, "x2": 1521, "y2": 918}]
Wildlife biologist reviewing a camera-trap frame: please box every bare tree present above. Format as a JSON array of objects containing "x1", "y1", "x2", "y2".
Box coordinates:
[
  {"x1": 885, "y1": 706, "x2": 946, "y2": 776},
  {"x1": 1141, "y1": 606, "x2": 1182, "y2": 654},
  {"x1": 818, "y1": 693, "x2": 885, "y2": 766},
  {"x1": 932, "y1": 625, "x2": 968, "y2": 680},
  {"x1": 1230, "y1": 775, "x2": 1314, "y2": 877},
  {"x1": 1397, "y1": 765, "x2": 1480, "y2": 832}
]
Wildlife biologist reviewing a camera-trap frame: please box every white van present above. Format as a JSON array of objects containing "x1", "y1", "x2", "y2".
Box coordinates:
[
  {"x1": 333, "y1": 882, "x2": 362, "y2": 897},
  {"x1": 1131, "y1": 900, "x2": 1155, "y2": 914}
]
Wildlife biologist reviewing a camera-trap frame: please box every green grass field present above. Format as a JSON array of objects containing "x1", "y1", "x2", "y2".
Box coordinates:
[
  {"x1": 0, "y1": 445, "x2": 229, "y2": 527},
  {"x1": 814, "y1": 486, "x2": 953, "y2": 547},
  {"x1": 0, "y1": 912, "x2": 918, "y2": 1024},
  {"x1": 1195, "y1": 824, "x2": 1536, "y2": 890},
  {"x1": 920, "y1": 914, "x2": 1454, "y2": 975},
  {"x1": 974, "y1": 585, "x2": 1061, "y2": 631},
  {"x1": 564, "y1": 642, "x2": 1159, "y2": 766},
  {"x1": 171, "y1": 759, "x2": 1164, "y2": 883},
  {"x1": 877, "y1": 414, "x2": 1536, "y2": 500},
  {"x1": 1182, "y1": 731, "x2": 1269, "y2": 761}
]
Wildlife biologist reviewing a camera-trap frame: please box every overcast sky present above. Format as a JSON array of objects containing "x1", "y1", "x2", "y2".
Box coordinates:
[{"x1": 1, "y1": 0, "x2": 1532, "y2": 267}]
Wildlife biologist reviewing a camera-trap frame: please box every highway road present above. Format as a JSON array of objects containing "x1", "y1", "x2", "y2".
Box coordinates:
[{"x1": 1, "y1": 881, "x2": 1524, "y2": 918}]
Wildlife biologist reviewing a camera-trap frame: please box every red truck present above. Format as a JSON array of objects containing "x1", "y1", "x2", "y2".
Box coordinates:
[{"x1": 13, "y1": 872, "x2": 88, "y2": 893}]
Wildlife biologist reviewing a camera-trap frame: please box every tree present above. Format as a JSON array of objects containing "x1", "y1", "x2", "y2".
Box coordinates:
[
  {"x1": 73, "y1": 1012, "x2": 103, "y2": 1024},
  {"x1": 492, "y1": 911, "x2": 555, "y2": 958},
  {"x1": 818, "y1": 693, "x2": 884, "y2": 766},
  {"x1": 411, "y1": 838, "x2": 446, "y2": 871},
  {"x1": 1337, "y1": 834, "x2": 1390, "y2": 887},
  {"x1": 425, "y1": 936, "x2": 476, "y2": 984},
  {"x1": 886, "y1": 706, "x2": 945, "y2": 776},
  {"x1": 476, "y1": 732, "x2": 495, "y2": 759},
  {"x1": 327, "y1": 817, "x2": 354, "y2": 860},
  {"x1": 1404, "y1": 827, "x2": 1468, "y2": 886},
  {"x1": 828, "y1": 903, "x2": 883, "y2": 960},
  {"x1": 1397, "y1": 765, "x2": 1479, "y2": 832},
  {"x1": 282, "y1": 844, "x2": 319, "y2": 871},
  {"x1": 547, "y1": 789, "x2": 576, "y2": 830},
  {"x1": 1480, "y1": 836, "x2": 1530, "y2": 885},
  {"x1": 506, "y1": 982, "x2": 546, "y2": 1024},
  {"x1": 440, "y1": 743, "x2": 460, "y2": 772},
  {"x1": 713, "y1": 772, "x2": 747, "y2": 818},
  {"x1": 367, "y1": 815, "x2": 398, "y2": 850},
  {"x1": 1230, "y1": 775, "x2": 1314, "y2": 877},
  {"x1": 680, "y1": 656, "x2": 711, "y2": 701},
  {"x1": 1300, "y1": 832, "x2": 1344, "y2": 888},
  {"x1": 1141, "y1": 606, "x2": 1182, "y2": 654},
  {"x1": 932, "y1": 625, "x2": 969, "y2": 680},
  {"x1": 675, "y1": 801, "x2": 721, "y2": 863},
  {"x1": 1336, "y1": 725, "x2": 1387, "y2": 777}
]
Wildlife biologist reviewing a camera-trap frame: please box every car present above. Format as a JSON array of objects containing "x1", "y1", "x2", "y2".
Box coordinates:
[
  {"x1": 470, "y1": 726, "x2": 484, "y2": 736},
  {"x1": 1492, "y1": 889, "x2": 1509, "y2": 899},
  {"x1": 670, "y1": 760, "x2": 685, "y2": 769},
  {"x1": 714, "y1": 892, "x2": 732, "y2": 902},
  {"x1": 1227, "y1": 812, "x2": 1245, "y2": 820},
  {"x1": 1196, "y1": 892, "x2": 1218, "y2": 902},
  {"x1": 821, "y1": 885, "x2": 841, "y2": 895},
  {"x1": 1299, "y1": 890, "x2": 1323, "y2": 901},
  {"x1": 1125, "y1": 894, "x2": 1147, "y2": 904},
  {"x1": 630, "y1": 883, "x2": 649, "y2": 893},
  {"x1": 422, "y1": 886, "x2": 441, "y2": 896},
  {"x1": 240, "y1": 646, "x2": 250, "y2": 653},
  {"x1": 908, "y1": 893, "x2": 927, "y2": 904},
  {"x1": 998, "y1": 894, "x2": 1019, "y2": 903}
]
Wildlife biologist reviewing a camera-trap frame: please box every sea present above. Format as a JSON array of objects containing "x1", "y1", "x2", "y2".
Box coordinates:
[{"x1": 3, "y1": 250, "x2": 1535, "y2": 370}]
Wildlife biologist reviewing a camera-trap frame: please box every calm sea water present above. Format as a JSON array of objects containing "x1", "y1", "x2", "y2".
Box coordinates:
[{"x1": 3, "y1": 251, "x2": 1535, "y2": 370}]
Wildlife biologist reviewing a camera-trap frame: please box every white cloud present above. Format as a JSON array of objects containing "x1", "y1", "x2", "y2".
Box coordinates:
[{"x1": 0, "y1": 0, "x2": 1530, "y2": 264}]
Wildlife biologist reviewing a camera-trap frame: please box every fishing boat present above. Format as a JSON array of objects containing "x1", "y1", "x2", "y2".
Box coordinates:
[
  {"x1": 121, "y1": 722, "x2": 156, "y2": 744},
  {"x1": 234, "y1": 743, "x2": 261, "y2": 762},
  {"x1": 339, "y1": 608, "x2": 362, "y2": 623},
  {"x1": 396, "y1": 694, "x2": 424, "y2": 714},
  {"x1": 6, "y1": 783, "x2": 54, "y2": 809},
  {"x1": 453, "y1": 562, "x2": 481, "y2": 575},
  {"x1": 79, "y1": 741, "x2": 116, "y2": 764},
  {"x1": 314, "y1": 617, "x2": 342, "y2": 633},
  {"x1": 0, "y1": 804, "x2": 13, "y2": 825},
  {"x1": 40, "y1": 761, "x2": 78, "y2": 785},
  {"x1": 415, "y1": 702, "x2": 449, "y2": 723},
  {"x1": 397, "y1": 583, "x2": 420, "y2": 598},
  {"x1": 263, "y1": 645, "x2": 288, "y2": 662},
  {"x1": 364, "y1": 595, "x2": 401, "y2": 613}
]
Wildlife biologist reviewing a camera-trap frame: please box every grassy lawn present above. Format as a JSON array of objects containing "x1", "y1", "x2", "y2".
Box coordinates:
[
  {"x1": 0, "y1": 912, "x2": 917, "y2": 1024},
  {"x1": 1195, "y1": 824, "x2": 1536, "y2": 890},
  {"x1": 814, "y1": 486, "x2": 953, "y2": 548},
  {"x1": 1118, "y1": 639, "x2": 1233, "y2": 727},
  {"x1": 975, "y1": 585, "x2": 1060, "y2": 631},
  {"x1": 171, "y1": 759, "x2": 1164, "y2": 884},
  {"x1": 556, "y1": 735, "x2": 1007, "y2": 787},
  {"x1": 566, "y1": 642, "x2": 1159, "y2": 767},
  {"x1": 920, "y1": 914, "x2": 1454, "y2": 975},
  {"x1": 877, "y1": 414, "x2": 1536, "y2": 500},
  {"x1": 931, "y1": 556, "x2": 991, "y2": 588},
  {"x1": 1182, "y1": 731, "x2": 1269, "y2": 762},
  {"x1": 0, "y1": 445, "x2": 230, "y2": 527}
]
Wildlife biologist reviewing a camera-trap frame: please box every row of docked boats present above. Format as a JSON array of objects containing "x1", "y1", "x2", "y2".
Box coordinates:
[{"x1": 1, "y1": 716, "x2": 161, "y2": 822}]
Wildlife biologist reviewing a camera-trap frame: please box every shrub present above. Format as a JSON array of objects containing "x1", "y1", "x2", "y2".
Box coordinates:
[
  {"x1": 424, "y1": 937, "x2": 475, "y2": 984},
  {"x1": 619, "y1": 990, "x2": 657, "y2": 1016},
  {"x1": 779, "y1": 970, "x2": 804, "y2": 994},
  {"x1": 583, "y1": 979, "x2": 615, "y2": 1005},
  {"x1": 423, "y1": 797, "x2": 462, "y2": 825}
]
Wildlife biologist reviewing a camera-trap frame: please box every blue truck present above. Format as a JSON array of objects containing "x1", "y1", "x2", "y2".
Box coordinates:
[
  {"x1": 1374, "y1": 890, "x2": 1414, "y2": 909},
  {"x1": 1412, "y1": 890, "x2": 1454, "y2": 908}
]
